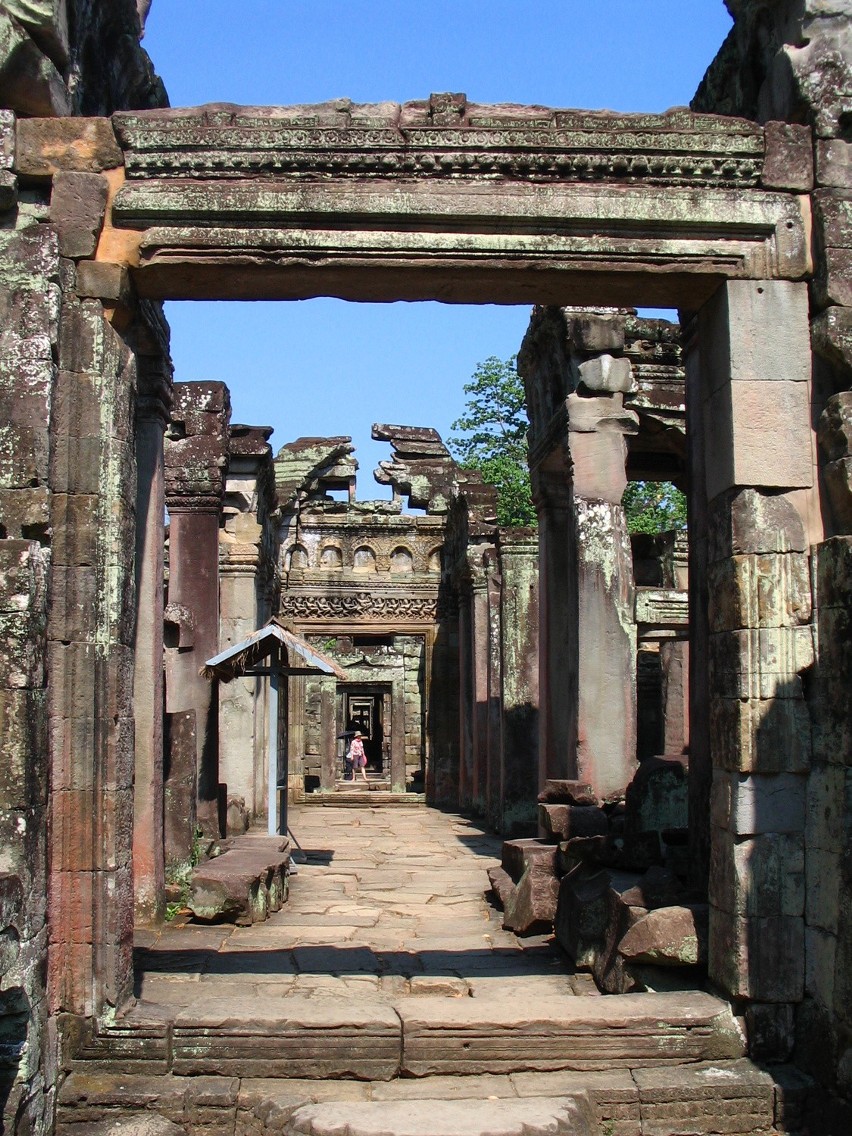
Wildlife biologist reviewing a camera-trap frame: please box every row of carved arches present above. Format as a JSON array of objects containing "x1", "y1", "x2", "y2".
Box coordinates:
[{"x1": 284, "y1": 542, "x2": 443, "y2": 575}]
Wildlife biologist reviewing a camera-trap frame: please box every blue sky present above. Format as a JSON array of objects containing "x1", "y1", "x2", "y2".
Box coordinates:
[{"x1": 143, "y1": 1, "x2": 733, "y2": 492}]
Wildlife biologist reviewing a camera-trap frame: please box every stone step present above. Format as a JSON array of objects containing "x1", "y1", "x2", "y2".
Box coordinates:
[
  {"x1": 66, "y1": 992, "x2": 745, "y2": 1081},
  {"x1": 305, "y1": 790, "x2": 426, "y2": 806},
  {"x1": 56, "y1": 1060, "x2": 812, "y2": 1135}
]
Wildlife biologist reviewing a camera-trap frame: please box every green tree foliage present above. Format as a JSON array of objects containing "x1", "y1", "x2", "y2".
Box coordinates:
[
  {"x1": 449, "y1": 355, "x2": 536, "y2": 527},
  {"x1": 622, "y1": 480, "x2": 687, "y2": 534}
]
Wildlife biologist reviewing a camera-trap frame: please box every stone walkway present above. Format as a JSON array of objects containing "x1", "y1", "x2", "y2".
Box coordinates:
[{"x1": 135, "y1": 805, "x2": 587, "y2": 1007}]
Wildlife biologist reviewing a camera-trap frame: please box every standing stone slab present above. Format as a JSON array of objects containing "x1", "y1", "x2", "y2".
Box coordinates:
[
  {"x1": 397, "y1": 993, "x2": 745, "y2": 1076},
  {"x1": 172, "y1": 998, "x2": 401, "y2": 1080}
]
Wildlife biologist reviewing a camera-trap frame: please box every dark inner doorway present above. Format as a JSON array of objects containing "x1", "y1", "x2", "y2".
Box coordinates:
[{"x1": 343, "y1": 690, "x2": 387, "y2": 773}]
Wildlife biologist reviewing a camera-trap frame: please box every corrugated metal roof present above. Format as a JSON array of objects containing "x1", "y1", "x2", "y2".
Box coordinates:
[{"x1": 201, "y1": 618, "x2": 347, "y2": 683}]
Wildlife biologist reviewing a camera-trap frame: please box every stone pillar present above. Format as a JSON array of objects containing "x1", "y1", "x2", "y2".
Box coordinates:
[
  {"x1": 287, "y1": 674, "x2": 305, "y2": 804},
  {"x1": 391, "y1": 678, "x2": 406, "y2": 792},
  {"x1": 49, "y1": 286, "x2": 141, "y2": 1022},
  {"x1": 532, "y1": 465, "x2": 576, "y2": 790},
  {"x1": 319, "y1": 677, "x2": 337, "y2": 791},
  {"x1": 532, "y1": 451, "x2": 637, "y2": 802},
  {"x1": 522, "y1": 307, "x2": 640, "y2": 800},
  {"x1": 132, "y1": 355, "x2": 171, "y2": 924},
  {"x1": 457, "y1": 590, "x2": 474, "y2": 810},
  {"x1": 498, "y1": 529, "x2": 539, "y2": 835},
  {"x1": 804, "y1": 538, "x2": 852, "y2": 1086},
  {"x1": 469, "y1": 574, "x2": 490, "y2": 814},
  {"x1": 485, "y1": 561, "x2": 503, "y2": 829},
  {"x1": 698, "y1": 282, "x2": 816, "y2": 1043},
  {"x1": 218, "y1": 425, "x2": 276, "y2": 830},
  {"x1": 567, "y1": 389, "x2": 639, "y2": 799},
  {"x1": 164, "y1": 382, "x2": 230, "y2": 854}
]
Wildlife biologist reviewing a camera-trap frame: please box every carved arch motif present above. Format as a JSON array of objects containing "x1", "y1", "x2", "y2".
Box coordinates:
[
  {"x1": 390, "y1": 546, "x2": 414, "y2": 574},
  {"x1": 353, "y1": 545, "x2": 377, "y2": 572}
]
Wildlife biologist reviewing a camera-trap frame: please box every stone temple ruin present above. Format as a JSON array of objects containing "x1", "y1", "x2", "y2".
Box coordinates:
[{"x1": 0, "y1": 0, "x2": 852, "y2": 1133}]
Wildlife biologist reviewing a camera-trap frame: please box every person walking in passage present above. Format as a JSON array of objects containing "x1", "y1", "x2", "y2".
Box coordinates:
[{"x1": 349, "y1": 731, "x2": 368, "y2": 782}]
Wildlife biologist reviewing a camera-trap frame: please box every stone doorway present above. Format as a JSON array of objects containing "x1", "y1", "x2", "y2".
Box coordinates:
[
  {"x1": 340, "y1": 687, "x2": 389, "y2": 775},
  {"x1": 25, "y1": 96, "x2": 829, "y2": 1108}
]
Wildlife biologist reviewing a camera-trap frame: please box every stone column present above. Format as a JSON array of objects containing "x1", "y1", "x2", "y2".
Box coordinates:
[
  {"x1": 661, "y1": 532, "x2": 690, "y2": 758},
  {"x1": 469, "y1": 574, "x2": 490, "y2": 814},
  {"x1": 485, "y1": 560, "x2": 503, "y2": 829},
  {"x1": 49, "y1": 287, "x2": 141, "y2": 1021},
  {"x1": 498, "y1": 529, "x2": 540, "y2": 835},
  {"x1": 319, "y1": 677, "x2": 337, "y2": 791},
  {"x1": 218, "y1": 425, "x2": 276, "y2": 830},
  {"x1": 698, "y1": 281, "x2": 816, "y2": 1048},
  {"x1": 566, "y1": 389, "x2": 639, "y2": 799},
  {"x1": 457, "y1": 589, "x2": 474, "y2": 810},
  {"x1": 391, "y1": 678, "x2": 406, "y2": 793},
  {"x1": 532, "y1": 465, "x2": 576, "y2": 790},
  {"x1": 132, "y1": 355, "x2": 171, "y2": 924},
  {"x1": 164, "y1": 382, "x2": 230, "y2": 855},
  {"x1": 523, "y1": 307, "x2": 639, "y2": 801}
]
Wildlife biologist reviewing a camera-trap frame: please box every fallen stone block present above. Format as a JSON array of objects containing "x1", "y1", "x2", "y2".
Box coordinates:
[
  {"x1": 554, "y1": 865, "x2": 612, "y2": 968},
  {"x1": 187, "y1": 835, "x2": 290, "y2": 925},
  {"x1": 617, "y1": 904, "x2": 709, "y2": 967},
  {"x1": 625, "y1": 757, "x2": 688, "y2": 834},
  {"x1": 592, "y1": 872, "x2": 649, "y2": 994},
  {"x1": 619, "y1": 865, "x2": 695, "y2": 910},
  {"x1": 537, "y1": 779, "x2": 598, "y2": 806},
  {"x1": 486, "y1": 865, "x2": 515, "y2": 912},
  {"x1": 539, "y1": 803, "x2": 608, "y2": 842},
  {"x1": 501, "y1": 837, "x2": 557, "y2": 882},
  {"x1": 503, "y1": 858, "x2": 560, "y2": 937},
  {"x1": 558, "y1": 831, "x2": 662, "y2": 876}
]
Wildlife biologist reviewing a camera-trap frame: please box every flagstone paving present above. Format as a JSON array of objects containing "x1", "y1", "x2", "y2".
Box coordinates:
[{"x1": 134, "y1": 805, "x2": 583, "y2": 1008}]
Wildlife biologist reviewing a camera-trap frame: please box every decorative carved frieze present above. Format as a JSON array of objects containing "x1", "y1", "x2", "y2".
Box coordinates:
[
  {"x1": 279, "y1": 590, "x2": 455, "y2": 621},
  {"x1": 113, "y1": 104, "x2": 766, "y2": 189}
]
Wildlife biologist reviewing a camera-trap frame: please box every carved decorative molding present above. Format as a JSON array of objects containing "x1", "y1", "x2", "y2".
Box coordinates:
[
  {"x1": 114, "y1": 106, "x2": 765, "y2": 189},
  {"x1": 280, "y1": 590, "x2": 455, "y2": 621},
  {"x1": 635, "y1": 587, "x2": 689, "y2": 628}
]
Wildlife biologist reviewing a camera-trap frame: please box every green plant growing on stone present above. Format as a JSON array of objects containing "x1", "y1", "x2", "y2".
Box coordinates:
[
  {"x1": 164, "y1": 825, "x2": 205, "y2": 921},
  {"x1": 622, "y1": 480, "x2": 687, "y2": 534},
  {"x1": 449, "y1": 354, "x2": 536, "y2": 528}
]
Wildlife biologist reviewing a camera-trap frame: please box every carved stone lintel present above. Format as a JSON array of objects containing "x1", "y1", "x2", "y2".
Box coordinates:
[
  {"x1": 113, "y1": 103, "x2": 766, "y2": 190},
  {"x1": 279, "y1": 591, "x2": 450, "y2": 622}
]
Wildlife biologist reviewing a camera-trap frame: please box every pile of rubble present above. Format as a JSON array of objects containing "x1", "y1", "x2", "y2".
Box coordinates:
[{"x1": 488, "y1": 761, "x2": 707, "y2": 994}]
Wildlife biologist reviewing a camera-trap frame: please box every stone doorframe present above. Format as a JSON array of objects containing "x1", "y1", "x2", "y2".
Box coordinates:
[{"x1": 28, "y1": 97, "x2": 820, "y2": 1039}]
